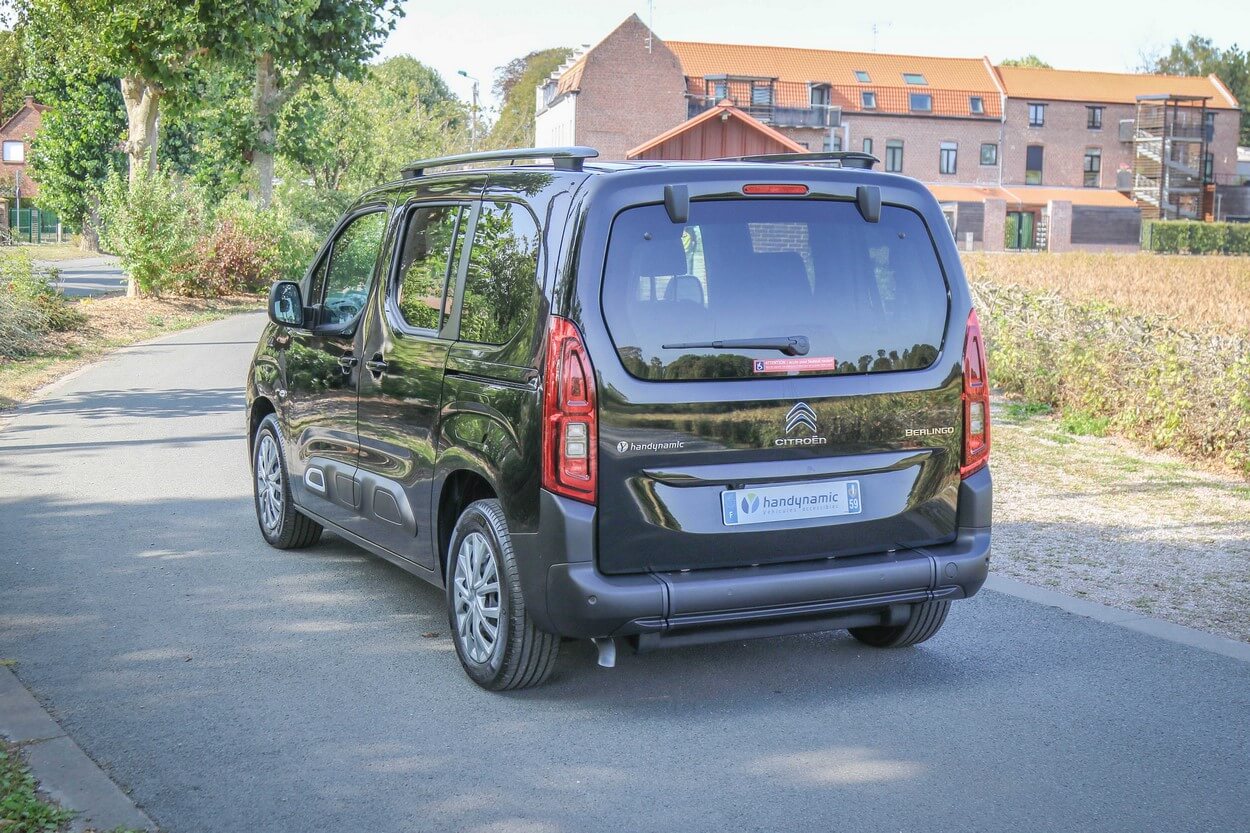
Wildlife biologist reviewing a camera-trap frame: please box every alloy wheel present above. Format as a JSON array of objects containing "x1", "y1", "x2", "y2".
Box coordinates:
[
  {"x1": 255, "y1": 433, "x2": 283, "y2": 532},
  {"x1": 452, "y1": 531, "x2": 502, "y2": 664}
]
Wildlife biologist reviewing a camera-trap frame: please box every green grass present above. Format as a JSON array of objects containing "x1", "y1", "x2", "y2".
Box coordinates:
[
  {"x1": 1002, "y1": 400, "x2": 1053, "y2": 421},
  {"x1": 0, "y1": 744, "x2": 73, "y2": 833},
  {"x1": 1060, "y1": 409, "x2": 1110, "y2": 437}
]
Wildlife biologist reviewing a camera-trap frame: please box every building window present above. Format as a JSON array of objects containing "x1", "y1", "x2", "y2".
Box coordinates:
[
  {"x1": 1087, "y1": 106, "x2": 1103, "y2": 129},
  {"x1": 970, "y1": 96, "x2": 985, "y2": 114},
  {"x1": 862, "y1": 137, "x2": 873, "y2": 155},
  {"x1": 902, "y1": 73, "x2": 927, "y2": 85},
  {"x1": 1204, "y1": 151, "x2": 1214, "y2": 180},
  {"x1": 909, "y1": 93, "x2": 932, "y2": 112},
  {"x1": 751, "y1": 83, "x2": 773, "y2": 106},
  {"x1": 1083, "y1": 148, "x2": 1101, "y2": 187},
  {"x1": 980, "y1": 142, "x2": 998, "y2": 165},
  {"x1": 1026, "y1": 144, "x2": 1044, "y2": 184},
  {"x1": 712, "y1": 80, "x2": 728, "y2": 101},
  {"x1": 861, "y1": 91, "x2": 877, "y2": 109},
  {"x1": 885, "y1": 140, "x2": 903, "y2": 173},
  {"x1": 2, "y1": 141, "x2": 24, "y2": 163},
  {"x1": 939, "y1": 141, "x2": 957, "y2": 175},
  {"x1": 824, "y1": 133, "x2": 842, "y2": 152},
  {"x1": 1204, "y1": 111, "x2": 1216, "y2": 140},
  {"x1": 854, "y1": 70, "x2": 871, "y2": 83},
  {"x1": 810, "y1": 84, "x2": 831, "y2": 108},
  {"x1": 1028, "y1": 103, "x2": 1046, "y2": 127}
]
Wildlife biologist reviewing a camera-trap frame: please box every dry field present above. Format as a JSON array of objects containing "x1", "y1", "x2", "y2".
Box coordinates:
[{"x1": 961, "y1": 251, "x2": 1250, "y2": 334}]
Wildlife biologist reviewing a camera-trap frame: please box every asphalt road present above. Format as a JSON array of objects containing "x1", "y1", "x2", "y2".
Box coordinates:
[
  {"x1": 1, "y1": 313, "x2": 1247, "y2": 833},
  {"x1": 38, "y1": 255, "x2": 127, "y2": 297}
]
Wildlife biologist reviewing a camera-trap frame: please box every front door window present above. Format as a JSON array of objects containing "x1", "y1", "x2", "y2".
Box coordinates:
[{"x1": 321, "y1": 210, "x2": 388, "y2": 326}]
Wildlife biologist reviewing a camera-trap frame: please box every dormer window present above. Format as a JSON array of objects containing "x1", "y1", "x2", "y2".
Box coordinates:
[
  {"x1": 854, "y1": 70, "x2": 871, "y2": 83},
  {"x1": 810, "y1": 84, "x2": 832, "y2": 108},
  {"x1": 970, "y1": 96, "x2": 985, "y2": 114},
  {"x1": 909, "y1": 93, "x2": 932, "y2": 112},
  {"x1": 903, "y1": 73, "x2": 927, "y2": 85},
  {"x1": 861, "y1": 91, "x2": 877, "y2": 109}
]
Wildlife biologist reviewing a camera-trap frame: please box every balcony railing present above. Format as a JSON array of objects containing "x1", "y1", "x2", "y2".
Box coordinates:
[{"x1": 687, "y1": 95, "x2": 841, "y2": 128}]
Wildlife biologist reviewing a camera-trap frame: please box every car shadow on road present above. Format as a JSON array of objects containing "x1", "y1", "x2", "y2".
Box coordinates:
[{"x1": 6, "y1": 387, "x2": 245, "y2": 424}]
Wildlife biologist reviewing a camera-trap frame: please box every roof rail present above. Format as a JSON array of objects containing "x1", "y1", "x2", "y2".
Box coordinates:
[
  {"x1": 400, "y1": 146, "x2": 599, "y2": 179},
  {"x1": 719, "y1": 151, "x2": 880, "y2": 170}
]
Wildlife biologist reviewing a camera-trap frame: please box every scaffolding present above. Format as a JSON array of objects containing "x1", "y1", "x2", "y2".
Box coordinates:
[{"x1": 1131, "y1": 94, "x2": 1212, "y2": 220}]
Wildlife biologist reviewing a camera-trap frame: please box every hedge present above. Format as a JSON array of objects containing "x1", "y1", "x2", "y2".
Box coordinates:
[{"x1": 1141, "y1": 220, "x2": 1250, "y2": 255}]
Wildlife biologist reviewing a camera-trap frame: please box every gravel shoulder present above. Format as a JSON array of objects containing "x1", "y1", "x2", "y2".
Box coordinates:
[{"x1": 991, "y1": 399, "x2": 1250, "y2": 643}]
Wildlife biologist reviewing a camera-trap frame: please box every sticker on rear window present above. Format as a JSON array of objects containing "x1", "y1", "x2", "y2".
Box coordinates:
[{"x1": 753, "y1": 356, "x2": 839, "y2": 374}]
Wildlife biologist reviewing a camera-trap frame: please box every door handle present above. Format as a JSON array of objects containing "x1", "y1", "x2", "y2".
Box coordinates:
[
  {"x1": 338, "y1": 354, "x2": 358, "y2": 374},
  {"x1": 365, "y1": 354, "x2": 389, "y2": 378}
]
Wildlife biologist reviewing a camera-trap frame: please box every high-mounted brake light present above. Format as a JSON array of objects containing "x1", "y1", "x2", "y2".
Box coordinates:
[
  {"x1": 960, "y1": 308, "x2": 991, "y2": 478},
  {"x1": 542, "y1": 316, "x2": 597, "y2": 503},
  {"x1": 742, "y1": 184, "x2": 809, "y2": 195}
]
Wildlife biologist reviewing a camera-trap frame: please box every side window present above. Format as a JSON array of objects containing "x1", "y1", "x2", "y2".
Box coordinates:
[
  {"x1": 320, "y1": 210, "x2": 388, "y2": 326},
  {"x1": 394, "y1": 204, "x2": 463, "y2": 331},
  {"x1": 458, "y1": 202, "x2": 541, "y2": 345}
]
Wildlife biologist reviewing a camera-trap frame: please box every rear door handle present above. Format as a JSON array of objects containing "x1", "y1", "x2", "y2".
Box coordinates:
[
  {"x1": 365, "y1": 355, "x2": 388, "y2": 377},
  {"x1": 338, "y1": 354, "x2": 358, "y2": 374}
]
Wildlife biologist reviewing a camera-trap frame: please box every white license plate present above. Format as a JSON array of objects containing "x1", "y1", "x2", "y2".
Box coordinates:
[{"x1": 721, "y1": 480, "x2": 862, "y2": 527}]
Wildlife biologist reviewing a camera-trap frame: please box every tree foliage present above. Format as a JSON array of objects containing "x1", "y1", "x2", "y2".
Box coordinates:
[
  {"x1": 1142, "y1": 35, "x2": 1249, "y2": 145},
  {"x1": 0, "y1": 25, "x2": 29, "y2": 122},
  {"x1": 279, "y1": 56, "x2": 468, "y2": 194},
  {"x1": 1000, "y1": 54, "x2": 1052, "y2": 68},
  {"x1": 487, "y1": 47, "x2": 573, "y2": 149}
]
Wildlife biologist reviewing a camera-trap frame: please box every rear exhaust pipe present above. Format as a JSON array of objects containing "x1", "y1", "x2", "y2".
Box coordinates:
[{"x1": 591, "y1": 637, "x2": 617, "y2": 668}]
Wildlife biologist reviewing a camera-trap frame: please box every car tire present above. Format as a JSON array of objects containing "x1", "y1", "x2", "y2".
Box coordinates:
[
  {"x1": 446, "y1": 499, "x2": 559, "y2": 691},
  {"x1": 848, "y1": 600, "x2": 950, "y2": 648},
  {"x1": 252, "y1": 414, "x2": 323, "y2": 549}
]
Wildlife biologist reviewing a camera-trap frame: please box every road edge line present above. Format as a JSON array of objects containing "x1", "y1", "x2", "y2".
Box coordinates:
[
  {"x1": 985, "y1": 574, "x2": 1250, "y2": 664},
  {"x1": 0, "y1": 666, "x2": 157, "y2": 832}
]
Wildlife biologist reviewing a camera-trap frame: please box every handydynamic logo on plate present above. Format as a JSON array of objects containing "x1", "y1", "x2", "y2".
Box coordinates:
[{"x1": 739, "y1": 492, "x2": 761, "y2": 515}]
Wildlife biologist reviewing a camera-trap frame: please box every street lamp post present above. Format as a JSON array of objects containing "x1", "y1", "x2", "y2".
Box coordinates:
[{"x1": 458, "y1": 70, "x2": 480, "y2": 152}]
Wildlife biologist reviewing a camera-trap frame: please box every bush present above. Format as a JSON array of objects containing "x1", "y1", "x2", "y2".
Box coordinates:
[
  {"x1": 1142, "y1": 220, "x2": 1250, "y2": 255},
  {"x1": 974, "y1": 281, "x2": 1250, "y2": 476},
  {"x1": 0, "y1": 248, "x2": 86, "y2": 360},
  {"x1": 99, "y1": 169, "x2": 206, "y2": 295}
]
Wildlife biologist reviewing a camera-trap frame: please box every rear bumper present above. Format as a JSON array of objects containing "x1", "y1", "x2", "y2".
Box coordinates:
[{"x1": 513, "y1": 467, "x2": 991, "y2": 641}]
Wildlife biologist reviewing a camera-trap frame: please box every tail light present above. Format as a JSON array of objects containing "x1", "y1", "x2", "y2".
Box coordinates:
[
  {"x1": 542, "y1": 316, "x2": 597, "y2": 503},
  {"x1": 960, "y1": 308, "x2": 991, "y2": 478}
]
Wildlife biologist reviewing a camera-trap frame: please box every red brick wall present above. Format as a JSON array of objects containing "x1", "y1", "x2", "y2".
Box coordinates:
[
  {"x1": 0, "y1": 101, "x2": 46, "y2": 198},
  {"x1": 830, "y1": 115, "x2": 1003, "y2": 183},
  {"x1": 572, "y1": 16, "x2": 688, "y2": 161}
]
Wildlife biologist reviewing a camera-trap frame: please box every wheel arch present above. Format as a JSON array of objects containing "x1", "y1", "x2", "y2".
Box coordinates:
[
  {"x1": 248, "y1": 395, "x2": 277, "y2": 452},
  {"x1": 436, "y1": 468, "x2": 499, "y2": 583}
]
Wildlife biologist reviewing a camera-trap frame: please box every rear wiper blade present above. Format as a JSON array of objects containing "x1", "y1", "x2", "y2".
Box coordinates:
[{"x1": 661, "y1": 335, "x2": 810, "y2": 356}]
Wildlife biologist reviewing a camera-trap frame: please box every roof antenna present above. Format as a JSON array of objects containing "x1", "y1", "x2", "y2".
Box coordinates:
[
  {"x1": 646, "y1": 0, "x2": 654, "y2": 53},
  {"x1": 871, "y1": 21, "x2": 892, "y2": 52}
]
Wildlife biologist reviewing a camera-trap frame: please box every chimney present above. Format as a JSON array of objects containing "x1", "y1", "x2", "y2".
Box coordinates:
[{"x1": 24, "y1": 95, "x2": 33, "y2": 107}]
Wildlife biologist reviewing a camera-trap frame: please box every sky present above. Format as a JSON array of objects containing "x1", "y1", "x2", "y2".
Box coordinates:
[{"x1": 379, "y1": 0, "x2": 1250, "y2": 113}]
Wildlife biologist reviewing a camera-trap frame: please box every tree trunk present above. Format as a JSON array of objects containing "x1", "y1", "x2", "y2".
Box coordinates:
[
  {"x1": 119, "y1": 76, "x2": 161, "y2": 296},
  {"x1": 119, "y1": 76, "x2": 160, "y2": 183},
  {"x1": 253, "y1": 54, "x2": 279, "y2": 209},
  {"x1": 79, "y1": 199, "x2": 101, "y2": 253}
]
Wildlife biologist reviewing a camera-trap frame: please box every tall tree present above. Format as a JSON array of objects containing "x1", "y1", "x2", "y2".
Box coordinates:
[
  {"x1": 27, "y1": 70, "x2": 126, "y2": 251},
  {"x1": 21, "y1": 0, "x2": 214, "y2": 181},
  {"x1": 220, "y1": 0, "x2": 403, "y2": 207},
  {"x1": 487, "y1": 47, "x2": 573, "y2": 150},
  {"x1": 0, "y1": 25, "x2": 29, "y2": 122},
  {"x1": 1143, "y1": 35, "x2": 1249, "y2": 145},
  {"x1": 1000, "y1": 54, "x2": 1052, "y2": 68}
]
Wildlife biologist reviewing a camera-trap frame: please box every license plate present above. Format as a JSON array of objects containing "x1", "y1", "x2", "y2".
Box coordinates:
[{"x1": 721, "y1": 480, "x2": 862, "y2": 527}]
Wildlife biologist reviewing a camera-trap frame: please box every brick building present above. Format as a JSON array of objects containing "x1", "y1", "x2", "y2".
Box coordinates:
[
  {"x1": 535, "y1": 16, "x2": 1242, "y2": 250},
  {"x1": 0, "y1": 96, "x2": 49, "y2": 199}
]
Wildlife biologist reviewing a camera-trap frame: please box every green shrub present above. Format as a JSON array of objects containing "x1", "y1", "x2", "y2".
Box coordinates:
[
  {"x1": 974, "y1": 281, "x2": 1250, "y2": 476},
  {"x1": 0, "y1": 248, "x2": 86, "y2": 359},
  {"x1": 100, "y1": 169, "x2": 207, "y2": 295},
  {"x1": 1142, "y1": 220, "x2": 1250, "y2": 254}
]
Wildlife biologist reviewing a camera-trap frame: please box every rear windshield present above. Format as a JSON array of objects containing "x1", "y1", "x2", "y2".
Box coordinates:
[{"x1": 601, "y1": 199, "x2": 949, "y2": 381}]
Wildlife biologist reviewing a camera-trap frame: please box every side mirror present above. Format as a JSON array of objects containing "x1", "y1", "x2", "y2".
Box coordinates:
[{"x1": 268, "y1": 281, "x2": 305, "y2": 328}]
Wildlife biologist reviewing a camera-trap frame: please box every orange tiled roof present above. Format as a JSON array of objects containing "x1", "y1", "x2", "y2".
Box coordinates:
[
  {"x1": 926, "y1": 183, "x2": 1138, "y2": 208},
  {"x1": 554, "y1": 56, "x2": 585, "y2": 97},
  {"x1": 994, "y1": 65, "x2": 1239, "y2": 109},
  {"x1": 668, "y1": 40, "x2": 1001, "y2": 118}
]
